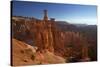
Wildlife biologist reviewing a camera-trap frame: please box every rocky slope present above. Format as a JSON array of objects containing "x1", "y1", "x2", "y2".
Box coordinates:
[{"x1": 12, "y1": 38, "x2": 65, "y2": 66}]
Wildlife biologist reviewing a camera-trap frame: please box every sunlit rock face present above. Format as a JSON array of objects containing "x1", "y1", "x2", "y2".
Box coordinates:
[
  {"x1": 12, "y1": 16, "x2": 89, "y2": 61},
  {"x1": 12, "y1": 10, "x2": 97, "y2": 65},
  {"x1": 12, "y1": 38, "x2": 66, "y2": 66}
]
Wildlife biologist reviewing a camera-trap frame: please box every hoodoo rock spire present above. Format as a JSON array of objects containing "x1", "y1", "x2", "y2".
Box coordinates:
[{"x1": 43, "y1": 9, "x2": 48, "y2": 21}]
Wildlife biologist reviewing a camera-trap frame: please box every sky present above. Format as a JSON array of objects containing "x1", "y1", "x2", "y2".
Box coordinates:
[{"x1": 12, "y1": 1, "x2": 97, "y2": 25}]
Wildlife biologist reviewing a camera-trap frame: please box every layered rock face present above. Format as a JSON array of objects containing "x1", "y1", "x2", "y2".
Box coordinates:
[
  {"x1": 12, "y1": 16, "x2": 89, "y2": 61},
  {"x1": 12, "y1": 17, "x2": 55, "y2": 52},
  {"x1": 12, "y1": 10, "x2": 97, "y2": 65}
]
